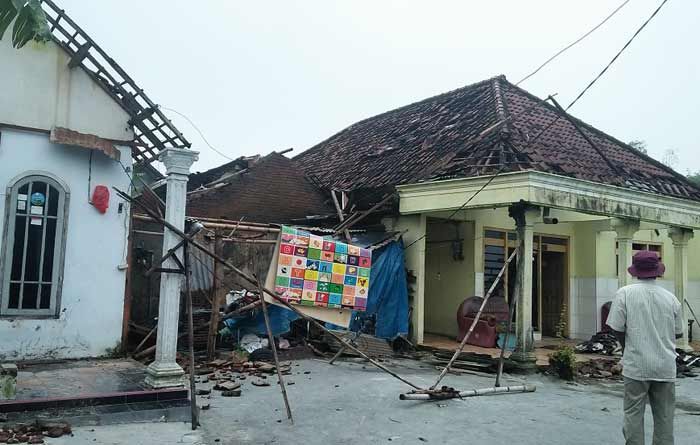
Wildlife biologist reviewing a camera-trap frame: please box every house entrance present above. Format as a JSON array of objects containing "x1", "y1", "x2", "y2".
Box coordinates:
[{"x1": 484, "y1": 230, "x2": 569, "y2": 336}]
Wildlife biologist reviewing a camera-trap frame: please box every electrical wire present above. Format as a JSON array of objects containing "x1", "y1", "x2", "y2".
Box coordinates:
[
  {"x1": 404, "y1": 0, "x2": 671, "y2": 251},
  {"x1": 516, "y1": 0, "x2": 631, "y2": 86},
  {"x1": 566, "y1": 0, "x2": 671, "y2": 110},
  {"x1": 160, "y1": 106, "x2": 236, "y2": 161}
]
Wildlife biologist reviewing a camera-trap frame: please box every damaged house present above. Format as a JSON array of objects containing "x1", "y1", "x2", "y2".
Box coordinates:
[
  {"x1": 294, "y1": 75, "x2": 700, "y2": 363},
  {"x1": 0, "y1": 3, "x2": 191, "y2": 361}
]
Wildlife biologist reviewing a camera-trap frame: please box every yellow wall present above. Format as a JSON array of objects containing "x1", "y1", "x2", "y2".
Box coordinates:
[
  {"x1": 404, "y1": 204, "x2": 700, "y2": 343},
  {"x1": 424, "y1": 219, "x2": 474, "y2": 337}
]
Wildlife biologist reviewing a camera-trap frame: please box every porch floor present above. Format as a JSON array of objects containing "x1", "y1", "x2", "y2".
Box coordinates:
[
  {"x1": 1, "y1": 359, "x2": 188, "y2": 416},
  {"x1": 422, "y1": 333, "x2": 613, "y2": 366}
]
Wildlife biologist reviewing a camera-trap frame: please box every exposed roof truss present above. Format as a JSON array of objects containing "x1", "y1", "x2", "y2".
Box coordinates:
[{"x1": 40, "y1": 0, "x2": 191, "y2": 165}]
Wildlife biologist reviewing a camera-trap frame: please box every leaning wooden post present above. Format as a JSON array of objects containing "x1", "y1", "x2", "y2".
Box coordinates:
[
  {"x1": 256, "y1": 277, "x2": 294, "y2": 424},
  {"x1": 207, "y1": 234, "x2": 225, "y2": 360},
  {"x1": 430, "y1": 248, "x2": 518, "y2": 390},
  {"x1": 184, "y1": 241, "x2": 199, "y2": 430}
]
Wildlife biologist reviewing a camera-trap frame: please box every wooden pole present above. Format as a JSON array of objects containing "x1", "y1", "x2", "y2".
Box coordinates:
[
  {"x1": 184, "y1": 242, "x2": 199, "y2": 430},
  {"x1": 399, "y1": 385, "x2": 536, "y2": 401},
  {"x1": 207, "y1": 235, "x2": 225, "y2": 360},
  {"x1": 430, "y1": 248, "x2": 518, "y2": 390},
  {"x1": 115, "y1": 188, "x2": 423, "y2": 391},
  {"x1": 256, "y1": 277, "x2": 294, "y2": 424}
]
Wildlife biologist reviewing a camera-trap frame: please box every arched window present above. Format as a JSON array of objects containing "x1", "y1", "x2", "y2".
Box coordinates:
[{"x1": 1, "y1": 174, "x2": 69, "y2": 317}]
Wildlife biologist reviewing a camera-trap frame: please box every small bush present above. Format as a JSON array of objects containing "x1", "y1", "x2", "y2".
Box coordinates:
[{"x1": 549, "y1": 345, "x2": 577, "y2": 381}]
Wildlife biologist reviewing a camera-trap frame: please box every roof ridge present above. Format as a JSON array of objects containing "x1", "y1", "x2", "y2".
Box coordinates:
[
  {"x1": 490, "y1": 76, "x2": 512, "y2": 136},
  {"x1": 499, "y1": 78, "x2": 699, "y2": 191}
]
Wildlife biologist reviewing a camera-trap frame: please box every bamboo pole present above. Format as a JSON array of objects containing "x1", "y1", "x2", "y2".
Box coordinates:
[
  {"x1": 116, "y1": 187, "x2": 423, "y2": 391},
  {"x1": 133, "y1": 214, "x2": 279, "y2": 233},
  {"x1": 430, "y1": 248, "x2": 518, "y2": 390},
  {"x1": 256, "y1": 277, "x2": 294, "y2": 424},
  {"x1": 496, "y1": 246, "x2": 523, "y2": 387},
  {"x1": 400, "y1": 385, "x2": 536, "y2": 401}
]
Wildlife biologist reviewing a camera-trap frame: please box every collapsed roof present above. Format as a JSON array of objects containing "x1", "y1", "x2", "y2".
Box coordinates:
[{"x1": 295, "y1": 75, "x2": 700, "y2": 201}]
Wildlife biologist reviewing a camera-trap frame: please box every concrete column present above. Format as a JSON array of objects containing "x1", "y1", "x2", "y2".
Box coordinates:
[
  {"x1": 612, "y1": 218, "x2": 640, "y2": 289},
  {"x1": 145, "y1": 148, "x2": 199, "y2": 388},
  {"x1": 669, "y1": 227, "x2": 694, "y2": 352},
  {"x1": 508, "y1": 203, "x2": 540, "y2": 369}
]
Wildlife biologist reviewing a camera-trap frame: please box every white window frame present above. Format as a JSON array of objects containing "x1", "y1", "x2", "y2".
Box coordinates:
[{"x1": 0, "y1": 171, "x2": 70, "y2": 317}]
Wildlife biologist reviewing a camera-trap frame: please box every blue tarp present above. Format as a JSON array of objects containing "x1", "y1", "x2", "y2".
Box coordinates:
[
  {"x1": 223, "y1": 304, "x2": 299, "y2": 337},
  {"x1": 347, "y1": 240, "x2": 409, "y2": 339},
  {"x1": 224, "y1": 239, "x2": 409, "y2": 340}
]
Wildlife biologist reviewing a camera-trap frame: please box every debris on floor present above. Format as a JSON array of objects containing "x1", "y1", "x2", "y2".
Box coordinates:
[
  {"x1": 428, "y1": 350, "x2": 508, "y2": 374},
  {"x1": 0, "y1": 420, "x2": 72, "y2": 444},
  {"x1": 677, "y1": 349, "x2": 700, "y2": 378},
  {"x1": 192, "y1": 352, "x2": 293, "y2": 398},
  {"x1": 325, "y1": 331, "x2": 394, "y2": 358},
  {"x1": 574, "y1": 332, "x2": 622, "y2": 356},
  {"x1": 577, "y1": 358, "x2": 623, "y2": 380}
]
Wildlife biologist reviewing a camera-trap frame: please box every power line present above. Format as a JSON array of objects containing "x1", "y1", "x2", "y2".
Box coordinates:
[
  {"x1": 516, "y1": 0, "x2": 631, "y2": 86},
  {"x1": 160, "y1": 106, "x2": 236, "y2": 161},
  {"x1": 404, "y1": 0, "x2": 672, "y2": 251},
  {"x1": 566, "y1": 0, "x2": 671, "y2": 110}
]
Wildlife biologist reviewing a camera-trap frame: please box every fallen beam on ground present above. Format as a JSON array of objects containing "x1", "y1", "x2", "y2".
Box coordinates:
[{"x1": 399, "y1": 385, "x2": 536, "y2": 401}]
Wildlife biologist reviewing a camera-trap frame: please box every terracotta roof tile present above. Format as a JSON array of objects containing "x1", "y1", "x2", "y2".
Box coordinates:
[{"x1": 295, "y1": 76, "x2": 700, "y2": 201}]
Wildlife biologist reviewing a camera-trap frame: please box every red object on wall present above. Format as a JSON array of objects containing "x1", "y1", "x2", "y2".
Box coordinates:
[{"x1": 92, "y1": 185, "x2": 110, "y2": 213}]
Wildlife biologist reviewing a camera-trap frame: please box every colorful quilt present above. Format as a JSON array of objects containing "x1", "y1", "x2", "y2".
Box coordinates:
[{"x1": 275, "y1": 226, "x2": 371, "y2": 311}]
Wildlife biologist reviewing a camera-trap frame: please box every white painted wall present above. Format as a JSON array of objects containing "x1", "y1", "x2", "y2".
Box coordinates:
[
  {"x1": 0, "y1": 37, "x2": 133, "y2": 141},
  {"x1": 0, "y1": 128, "x2": 132, "y2": 360}
]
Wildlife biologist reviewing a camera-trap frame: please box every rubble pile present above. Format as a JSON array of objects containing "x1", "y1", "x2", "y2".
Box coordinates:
[
  {"x1": 0, "y1": 421, "x2": 71, "y2": 444},
  {"x1": 193, "y1": 353, "x2": 293, "y2": 399},
  {"x1": 575, "y1": 332, "x2": 622, "y2": 356},
  {"x1": 676, "y1": 350, "x2": 700, "y2": 378},
  {"x1": 577, "y1": 358, "x2": 623, "y2": 380}
]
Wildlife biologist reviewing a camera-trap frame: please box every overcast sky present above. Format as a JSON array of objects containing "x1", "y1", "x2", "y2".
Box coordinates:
[{"x1": 59, "y1": 0, "x2": 698, "y2": 174}]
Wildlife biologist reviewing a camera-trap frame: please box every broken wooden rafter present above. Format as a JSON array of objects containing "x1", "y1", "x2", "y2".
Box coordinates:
[
  {"x1": 331, "y1": 190, "x2": 352, "y2": 242},
  {"x1": 332, "y1": 192, "x2": 395, "y2": 235}
]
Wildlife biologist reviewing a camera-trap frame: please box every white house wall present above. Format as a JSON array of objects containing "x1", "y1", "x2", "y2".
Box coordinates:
[
  {"x1": 0, "y1": 128, "x2": 132, "y2": 360},
  {"x1": 0, "y1": 38, "x2": 133, "y2": 141}
]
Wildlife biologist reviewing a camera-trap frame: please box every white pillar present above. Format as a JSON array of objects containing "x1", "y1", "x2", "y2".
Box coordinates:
[
  {"x1": 509, "y1": 204, "x2": 540, "y2": 368},
  {"x1": 612, "y1": 218, "x2": 639, "y2": 289},
  {"x1": 669, "y1": 227, "x2": 694, "y2": 352},
  {"x1": 145, "y1": 148, "x2": 199, "y2": 388}
]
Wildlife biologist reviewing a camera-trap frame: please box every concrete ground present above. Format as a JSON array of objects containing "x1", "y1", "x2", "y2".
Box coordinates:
[
  {"x1": 195, "y1": 358, "x2": 700, "y2": 445},
  {"x1": 48, "y1": 423, "x2": 203, "y2": 444}
]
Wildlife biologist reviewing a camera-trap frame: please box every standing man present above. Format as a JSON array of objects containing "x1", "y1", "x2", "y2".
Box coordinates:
[{"x1": 607, "y1": 251, "x2": 684, "y2": 445}]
